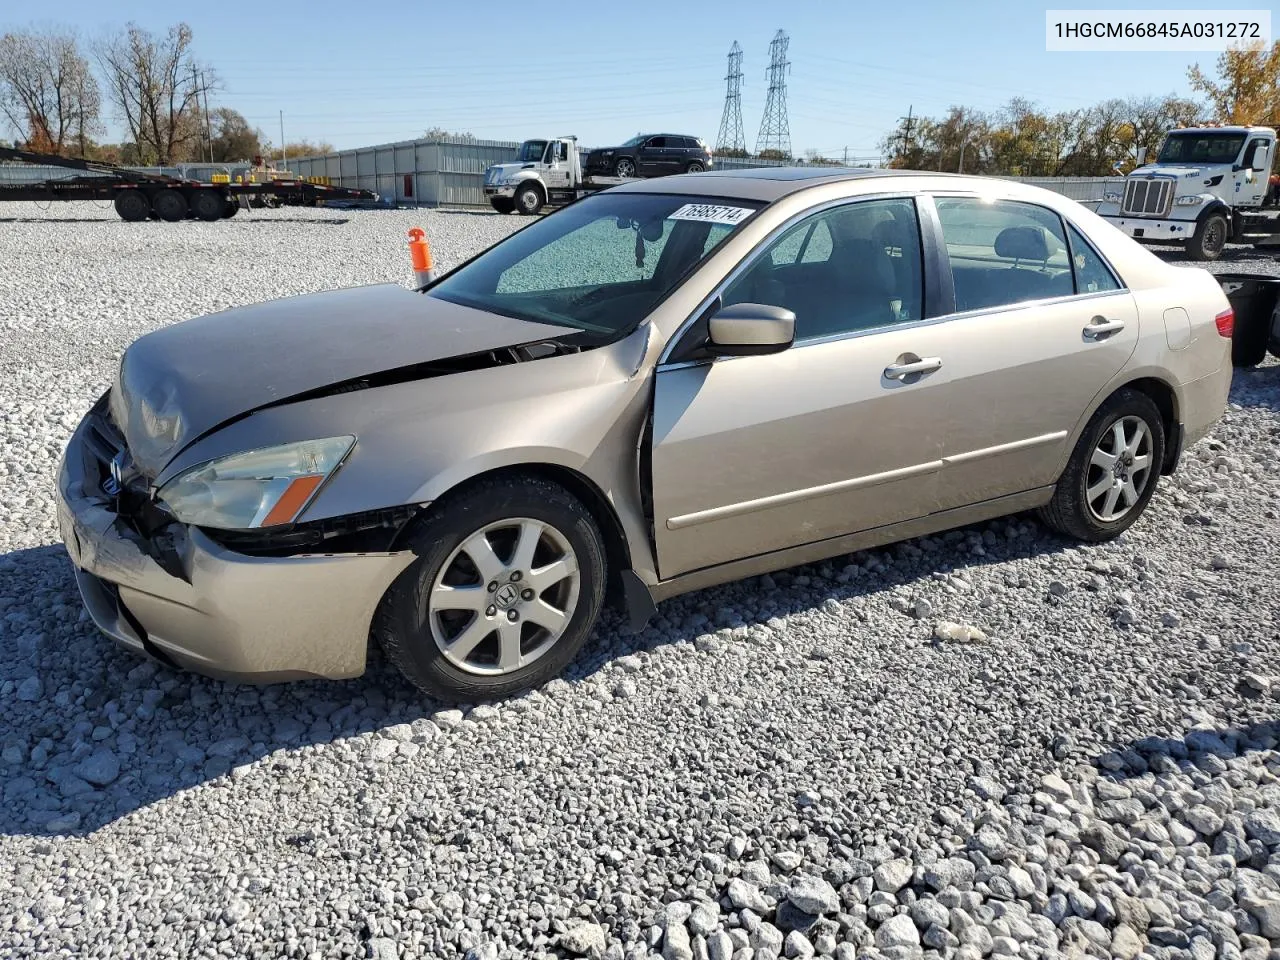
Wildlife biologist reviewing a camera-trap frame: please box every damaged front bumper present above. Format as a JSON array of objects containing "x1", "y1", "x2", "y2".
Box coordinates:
[{"x1": 55, "y1": 405, "x2": 415, "y2": 683}]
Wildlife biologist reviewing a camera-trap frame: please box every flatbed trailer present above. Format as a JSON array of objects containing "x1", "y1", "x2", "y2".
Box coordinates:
[{"x1": 0, "y1": 147, "x2": 377, "y2": 222}]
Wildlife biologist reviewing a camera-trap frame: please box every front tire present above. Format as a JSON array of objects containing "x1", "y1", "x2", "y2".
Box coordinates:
[
  {"x1": 489, "y1": 197, "x2": 515, "y2": 214},
  {"x1": 1187, "y1": 213, "x2": 1228, "y2": 262},
  {"x1": 375, "y1": 476, "x2": 607, "y2": 702},
  {"x1": 1038, "y1": 389, "x2": 1165, "y2": 542},
  {"x1": 514, "y1": 183, "x2": 543, "y2": 216},
  {"x1": 614, "y1": 158, "x2": 636, "y2": 178},
  {"x1": 685, "y1": 161, "x2": 705, "y2": 173}
]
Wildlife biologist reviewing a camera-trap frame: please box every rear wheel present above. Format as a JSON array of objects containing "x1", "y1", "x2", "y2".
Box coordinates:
[
  {"x1": 1038, "y1": 389, "x2": 1165, "y2": 542},
  {"x1": 514, "y1": 182, "x2": 543, "y2": 216},
  {"x1": 191, "y1": 190, "x2": 225, "y2": 222},
  {"x1": 489, "y1": 197, "x2": 515, "y2": 214},
  {"x1": 221, "y1": 198, "x2": 240, "y2": 218},
  {"x1": 113, "y1": 190, "x2": 150, "y2": 222},
  {"x1": 152, "y1": 189, "x2": 188, "y2": 222},
  {"x1": 1187, "y1": 213, "x2": 1228, "y2": 261},
  {"x1": 375, "y1": 476, "x2": 606, "y2": 702}
]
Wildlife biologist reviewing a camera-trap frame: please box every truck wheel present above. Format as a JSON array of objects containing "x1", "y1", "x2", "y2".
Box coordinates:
[
  {"x1": 113, "y1": 191, "x2": 150, "y2": 222},
  {"x1": 221, "y1": 199, "x2": 240, "y2": 218},
  {"x1": 1187, "y1": 213, "x2": 1228, "y2": 261},
  {"x1": 191, "y1": 190, "x2": 225, "y2": 222},
  {"x1": 490, "y1": 197, "x2": 515, "y2": 214},
  {"x1": 152, "y1": 189, "x2": 188, "y2": 222},
  {"x1": 1233, "y1": 309, "x2": 1271, "y2": 367},
  {"x1": 515, "y1": 183, "x2": 543, "y2": 216},
  {"x1": 614, "y1": 158, "x2": 636, "y2": 178}
]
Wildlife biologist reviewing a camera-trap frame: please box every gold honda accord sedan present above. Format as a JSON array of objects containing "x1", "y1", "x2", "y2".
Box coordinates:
[{"x1": 57, "y1": 168, "x2": 1234, "y2": 701}]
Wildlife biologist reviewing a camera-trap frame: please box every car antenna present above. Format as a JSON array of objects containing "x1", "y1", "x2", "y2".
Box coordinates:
[{"x1": 408, "y1": 228, "x2": 436, "y2": 290}]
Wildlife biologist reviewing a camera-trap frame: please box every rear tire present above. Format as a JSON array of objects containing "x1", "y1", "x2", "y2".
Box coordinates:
[
  {"x1": 221, "y1": 198, "x2": 240, "y2": 218},
  {"x1": 113, "y1": 191, "x2": 150, "y2": 222},
  {"x1": 152, "y1": 189, "x2": 188, "y2": 222},
  {"x1": 191, "y1": 190, "x2": 225, "y2": 222},
  {"x1": 1038, "y1": 389, "x2": 1165, "y2": 542},
  {"x1": 374, "y1": 476, "x2": 607, "y2": 703},
  {"x1": 1233, "y1": 307, "x2": 1271, "y2": 367},
  {"x1": 1187, "y1": 213, "x2": 1228, "y2": 262},
  {"x1": 489, "y1": 197, "x2": 515, "y2": 214}
]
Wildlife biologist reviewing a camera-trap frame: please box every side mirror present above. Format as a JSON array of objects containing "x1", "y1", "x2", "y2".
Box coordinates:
[{"x1": 707, "y1": 303, "x2": 795, "y2": 357}]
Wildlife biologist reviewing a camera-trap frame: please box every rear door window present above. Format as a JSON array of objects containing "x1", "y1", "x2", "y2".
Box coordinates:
[
  {"x1": 1065, "y1": 223, "x2": 1121, "y2": 294},
  {"x1": 934, "y1": 198, "x2": 1074, "y2": 312}
]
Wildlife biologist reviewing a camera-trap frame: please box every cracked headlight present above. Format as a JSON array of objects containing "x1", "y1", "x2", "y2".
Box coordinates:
[{"x1": 157, "y1": 437, "x2": 354, "y2": 530}]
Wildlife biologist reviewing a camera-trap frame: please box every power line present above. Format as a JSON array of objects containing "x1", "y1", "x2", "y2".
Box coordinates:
[
  {"x1": 715, "y1": 41, "x2": 746, "y2": 155},
  {"x1": 755, "y1": 29, "x2": 792, "y2": 158}
]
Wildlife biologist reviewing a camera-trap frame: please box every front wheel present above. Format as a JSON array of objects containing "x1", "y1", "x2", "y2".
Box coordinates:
[
  {"x1": 1187, "y1": 213, "x2": 1228, "y2": 261},
  {"x1": 375, "y1": 476, "x2": 607, "y2": 702},
  {"x1": 514, "y1": 183, "x2": 543, "y2": 216},
  {"x1": 1038, "y1": 389, "x2": 1165, "y2": 542},
  {"x1": 614, "y1": 158, "x2": 636, "y2": 178},
  {"x1": 489, "y1": 197, "x2": 515, "y2": 214},
  {"x1": 685, "y1": 161, "x2": 705, "y2": 173}
]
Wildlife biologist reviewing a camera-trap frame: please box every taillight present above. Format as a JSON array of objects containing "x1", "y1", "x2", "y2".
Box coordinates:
[{"x1": 1214, "y1": 307, "x2": 1234, "y2": 338}]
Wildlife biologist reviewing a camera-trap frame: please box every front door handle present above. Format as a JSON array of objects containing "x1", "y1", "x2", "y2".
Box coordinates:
[
  {"x1": 884, "y1": 356, "x2": 943, "y2": 381},
  {"x1": 1083, "y1": 316, "x2": 1126, "y2": 340}
]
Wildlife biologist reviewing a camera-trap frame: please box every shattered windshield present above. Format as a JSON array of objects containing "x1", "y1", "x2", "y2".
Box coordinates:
[
  {"x1": 429, "y1": 193, "x2": 761, "y2": 342},
  {"x1": 1157, "y1": 133, "x2": 1246, "y2": 165},
  {"x1": 517, "y1": 140, "x2": 548, "y2": 162}
]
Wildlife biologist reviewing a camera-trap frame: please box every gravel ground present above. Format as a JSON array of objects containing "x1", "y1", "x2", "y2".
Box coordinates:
[{"x1": 2, "y1": 202, "x2": 1280, "y2": 960}]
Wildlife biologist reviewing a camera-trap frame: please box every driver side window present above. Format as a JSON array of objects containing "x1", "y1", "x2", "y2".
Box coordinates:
[{"x1": 722, "y1": 198, "x2": 925, "y2": 341}]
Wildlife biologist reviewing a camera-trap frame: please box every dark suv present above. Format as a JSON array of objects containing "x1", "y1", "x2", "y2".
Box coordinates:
[{"x1": 584, "y1": 134, "x2": 713, "y2": 178}]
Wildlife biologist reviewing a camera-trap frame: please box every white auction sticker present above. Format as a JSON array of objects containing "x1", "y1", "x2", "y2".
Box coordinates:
[{"x1": 668, "y1": 203, "x2": 755, "y2": 225}]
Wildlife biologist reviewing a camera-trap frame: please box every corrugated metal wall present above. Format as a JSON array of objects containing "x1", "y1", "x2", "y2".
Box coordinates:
[{"x1": 287, "y1": 137, "x2": 520, "y2": 207}]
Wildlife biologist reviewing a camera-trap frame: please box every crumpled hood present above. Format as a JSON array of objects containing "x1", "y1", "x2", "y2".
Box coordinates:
[{"x1": 110, "y1": 283, "x2": 576, "y2": 477}]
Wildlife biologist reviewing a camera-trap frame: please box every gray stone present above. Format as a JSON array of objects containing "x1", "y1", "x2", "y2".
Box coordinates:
[
  {"x1": 783, "y1": 931, "x2": 814, "y2": 959},
  {"x1": 729, "y1": 879, "x2": 772, "y2": 914},
  {"x1": 73, "y1": 749, "x2": 120, "y2": 786},
  {"x1": 16, "y1": 675, "x2": 42, "y2": 701},
  {"x1": 664, "y1": 924, "x2": 694, "y2": 960},
  {"x1": 874, "y1": 914, "x2": 920, "y2": 950},
  {"x1": 873, "y1": 859, "x2": 912, "y2": 894},
  {"x1": 786, "y1": 876, "x2": 839, "y2": 916},
  {"x1": 1110, "y1": 925, "x2": 1144, "y2": 960},
  {"x1": 1244, "y1": 808, "x2": 1280, "y2": 846},
  {"x1": 708, "y1": 932, "x2": 734, "y2": 960}
]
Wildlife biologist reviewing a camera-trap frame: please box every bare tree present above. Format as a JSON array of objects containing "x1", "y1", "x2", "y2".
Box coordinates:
[
  {"x1": 0, "y1": 27, "x2": 101, "y2": 155},
  {"x1": 94, "y1": 22, "x2": 213, "y2": 164}
]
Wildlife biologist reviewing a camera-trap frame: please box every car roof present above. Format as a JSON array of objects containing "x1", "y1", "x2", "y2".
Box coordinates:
[{"x1": 612, "y1": 166, "x2": 939, "y2": 202}]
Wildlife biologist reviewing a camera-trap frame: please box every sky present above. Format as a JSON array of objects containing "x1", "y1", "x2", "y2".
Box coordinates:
[{"x1": 19, "y1": 0, "x2": 1241, "y2": 159}]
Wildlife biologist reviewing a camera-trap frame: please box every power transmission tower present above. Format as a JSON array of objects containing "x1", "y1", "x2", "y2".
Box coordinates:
[
  {"x1": 715, "y1": 41, "x2": 746, "y2": 155},
  {"x1": 754, "y1": 30, "x2": 792, "y2": 158}
]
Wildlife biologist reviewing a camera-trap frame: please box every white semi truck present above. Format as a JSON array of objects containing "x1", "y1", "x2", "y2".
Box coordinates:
[
  {"x1": 1097, "y1": 125, "x2": 1279, "y2": 261},
  {"x1": 482, "y1": 136, "x2": 628, "y2": 215}
]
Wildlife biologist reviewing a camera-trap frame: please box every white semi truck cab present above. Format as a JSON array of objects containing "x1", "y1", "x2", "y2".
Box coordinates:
[
  {"x1": 483, "y1": 137, "x2": 624, "y2": 216},
  {"x1": 1097, "y1": 125, "x2": 1279, "y2": 261}
]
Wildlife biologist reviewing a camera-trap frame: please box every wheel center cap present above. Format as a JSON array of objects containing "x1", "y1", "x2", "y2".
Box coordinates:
[{"x1": 494, "y1": 583, "x2": 521, "y2": 609}]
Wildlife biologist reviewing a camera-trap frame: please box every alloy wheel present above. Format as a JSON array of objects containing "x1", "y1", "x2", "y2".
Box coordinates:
[
  {"x1": 1086, "y1": 416, "x2": 1153, "y2": 522},
  {"x1": 428, "y1": 518, "x2": 580, "y2": 676}
]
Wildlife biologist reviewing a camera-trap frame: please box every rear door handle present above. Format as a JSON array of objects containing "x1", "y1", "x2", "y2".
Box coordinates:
[
  {"x1": 1083, "y1": 316, "x2": 1126, "y2": 340},
  {"x1": 884, "y1": 356, "x2": 943, "y2": 381}
]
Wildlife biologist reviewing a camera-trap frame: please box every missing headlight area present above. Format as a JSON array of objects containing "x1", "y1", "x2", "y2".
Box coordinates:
[{"x1": 204, "y1": 504, "x2": 420, "y2": 557}]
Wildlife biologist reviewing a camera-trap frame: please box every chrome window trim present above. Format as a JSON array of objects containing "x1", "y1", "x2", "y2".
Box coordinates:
[{"x1": 657, "y1": 189, "x2": 1132, "y2": 372}]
